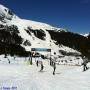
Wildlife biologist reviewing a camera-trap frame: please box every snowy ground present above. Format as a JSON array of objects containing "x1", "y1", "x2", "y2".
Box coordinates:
[{"x1": 0, "y1": 57, "x2": 90, "y2": 90}]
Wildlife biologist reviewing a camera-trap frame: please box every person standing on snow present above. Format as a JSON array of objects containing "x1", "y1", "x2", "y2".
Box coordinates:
[
  {"x1": 82, "y1": 56, "x2": 88, "y2": 71},
  {"x1": 8, "y1": 59, "x2": 10, "y2": 64},
  {"x1": 40, "y1": 61, "x2": 44, "y2": 71},
  {"x1": 53, "y1": 62, "x2": 56, "y2": 75},
  {"x1": 36, "y1": 60, "x2": 39, "y2": 67},
  {"x1": 52, "y1": 52, "x2": 57, "y2": 75}
]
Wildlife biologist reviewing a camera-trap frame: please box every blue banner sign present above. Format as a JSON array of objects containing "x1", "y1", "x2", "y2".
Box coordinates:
[{"x1": 31, "y1": 48, "x2": 51, "y2": 52}]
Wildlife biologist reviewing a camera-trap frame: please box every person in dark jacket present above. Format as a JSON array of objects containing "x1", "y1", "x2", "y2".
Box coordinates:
[
  {"x1": 53, "y1": 62, "x2": 56, "y2": 75},
  {"x1": 40, "y1": 62, "x2": 44, "y2": 71},
  {"x1": 82, "y1": 56, "x2": 88, "y2": 71},
  {"x1": 8, "y1": 59, "x2": 10, "y2": 64},
  {"x1": 82, "y1": 61, "x2": 88, "y2": 71},
  {"x1": 36, "y1": 60, "x2": 39, "y2": 67}
]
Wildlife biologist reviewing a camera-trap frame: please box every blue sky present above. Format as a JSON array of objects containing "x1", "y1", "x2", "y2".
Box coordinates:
[{"x1": 0, "y1": 0, "x2": 90, "y2": 33}]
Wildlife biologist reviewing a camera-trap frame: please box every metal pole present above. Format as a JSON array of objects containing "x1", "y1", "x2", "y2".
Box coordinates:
[
  {"x1": 30, "y1": 52, "x2": 32, "y2": 65},
  {"x1": 50, "y1": 49, "x2": 52, "y2": 65},
  {"x1": 50, "y1": 40, "x2": 52, "y2": 65}
]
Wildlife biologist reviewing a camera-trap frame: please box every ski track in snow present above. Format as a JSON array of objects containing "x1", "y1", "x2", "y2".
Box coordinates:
[{"x1": 0, "y1": 59, "x2": 90, "y2": 90}]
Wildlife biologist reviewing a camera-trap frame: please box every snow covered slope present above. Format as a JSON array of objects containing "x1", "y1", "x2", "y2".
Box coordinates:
[
  {"x1": 0, "y1": 4, "x2": 62, "y2": 51},
  {"x1": 0, "y1": 57, "x2": 90, "y2": 90}
]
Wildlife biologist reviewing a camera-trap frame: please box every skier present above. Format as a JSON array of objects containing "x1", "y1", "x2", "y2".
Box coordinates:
[
  {"x1": 40, "y1": 62, "x2": 44, "y2": 71},
  {"x1": 82, "y1": 56, "x2": 88, "y2": 71},
  {"x1": 36, "y1": 60, "x2": 39, "y2": 67},
  {"x1": 82, "y1": 61, "x2": 88, "y2": 71},
  {"x1": 8, "y1": 59, "x2": 10, "y2": 64},
  {"x1": 53, "y1": 62, "x2": 56, "y2": 75}
]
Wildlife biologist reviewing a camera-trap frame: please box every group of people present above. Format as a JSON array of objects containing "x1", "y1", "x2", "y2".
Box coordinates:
[
  {"x1": 35, "y1": 52, "x2": 58, "y2": 75},
  {"x1": 36, "y1": 60, "x2": 44, "y2": 71},
  {"x1": 36, "y1": 59, "x2": 56, "y2": 75},
  {"x1": 34, "y1": 54, "x2": 89, "y2": 75}
]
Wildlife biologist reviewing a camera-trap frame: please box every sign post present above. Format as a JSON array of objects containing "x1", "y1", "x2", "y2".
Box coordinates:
[
  {"x1": 31, "y1": 48, "x2": 51, "y2": 65},
  {"x1": 31, "y1": 48, "x2": 51, "y2": 52}
]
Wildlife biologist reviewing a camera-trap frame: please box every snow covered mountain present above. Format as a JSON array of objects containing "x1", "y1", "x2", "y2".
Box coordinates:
[
  {"x1": 0, "y1": 4, "x2": 63, "y2": 53},
  {"x1": 0, "y1": 4, "x2": 66, "y2": 53},
  {"x1": 0, "y1": 4, "x2": 90, "y2": 65},
  {"x1": 81, "y1": 33, "x2": 90, "y2": 38}
]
